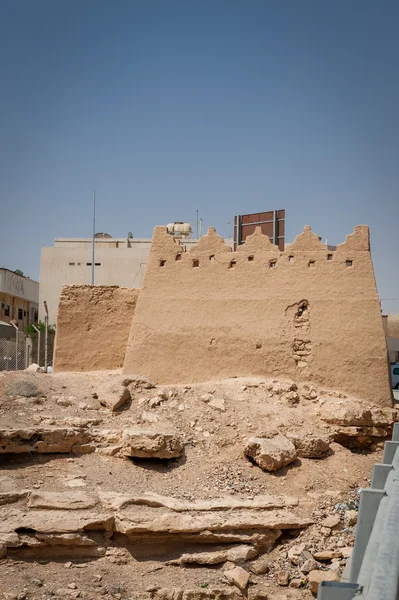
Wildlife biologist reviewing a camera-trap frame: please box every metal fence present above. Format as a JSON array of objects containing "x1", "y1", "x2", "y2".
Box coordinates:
[
  {"x1": 0, "y1": 334, "x2": 29, "y2": 371},
  {"x1": 318, "y1": 422, "x2": 399, "y2": 600}
]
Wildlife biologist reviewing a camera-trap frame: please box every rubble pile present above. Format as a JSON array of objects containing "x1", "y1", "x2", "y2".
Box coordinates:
[{"x1": 0, "y1": 370, "x2": 395, "y2": 599}]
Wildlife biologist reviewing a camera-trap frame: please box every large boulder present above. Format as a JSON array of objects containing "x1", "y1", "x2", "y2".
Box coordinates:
[
  {"x1": 244, "y1": 434, "x2": 297, "y2": 471},
  {"x1": 121, "y1": 429, "x2": 184, "y2": 459},
  {"x1": 287, "y1": 431, "x2": 330, "y2": 458}
]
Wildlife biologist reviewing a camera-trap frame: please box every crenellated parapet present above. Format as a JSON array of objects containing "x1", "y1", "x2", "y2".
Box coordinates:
[{"x1": 124, "y1": 223, "x2": 391, "y2": 407}]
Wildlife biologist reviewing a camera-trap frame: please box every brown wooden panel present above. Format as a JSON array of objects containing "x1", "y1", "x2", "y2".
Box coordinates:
[
  {"x1": 258, "y1": 211, "x2": 274, "y2": 221},
  {"x1": 241, "y1": 224, "x2": 257, "y2": 238},
  {"x1": 241, "y1": 213, "x2": 259, "y2": 224},
  {"x1": 278, "y1": 220, "x2": 285, "y2": 236},
  {"x1": 260, "y1": 222, "x2": 274, "y2": 238},
  {"x1": 278, "y1": 209, "x2": 285, "y2": 218},
  {"x1": 278, "y1": 239, "x2": 285, "y2": 251}
]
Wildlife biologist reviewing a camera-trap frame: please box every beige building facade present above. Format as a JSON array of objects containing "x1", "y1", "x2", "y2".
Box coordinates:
[
  {"x1": 382, "y1": 313, "x2": 399, "y2": 363},
  {"x1": 0, "y1": 268, "x2": 39, "y2": 331},
  {"x1": 39, "y1": 235, "x2": 233, "y2": 323}
]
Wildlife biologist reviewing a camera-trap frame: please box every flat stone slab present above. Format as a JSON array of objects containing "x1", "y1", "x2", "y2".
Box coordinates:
[{"x1": 121, "y1": 429, "x2": 184, "y2": 459}]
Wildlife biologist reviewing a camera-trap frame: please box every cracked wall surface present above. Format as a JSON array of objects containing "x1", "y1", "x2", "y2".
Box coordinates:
[{"x1": 123, "y1": 225, "x2": 392, "y2": 406}]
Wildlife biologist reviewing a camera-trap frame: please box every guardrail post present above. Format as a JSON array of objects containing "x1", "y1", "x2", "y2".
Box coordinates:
[
  {"x1": 371, "y1": 464, "x2": 393, "y2": 489},
  {"x1": 318, "y1": 582, "x2": 359, "y2": 600},
  {"x1": 383, "y1": 441, "x2": 399, "y2": 465},
  {"x1": 349, "y1": 488, "x2": 385, "y2": 583},
  {"x1": 393, "y1": 422, "x2": 399, "y2": 442}
]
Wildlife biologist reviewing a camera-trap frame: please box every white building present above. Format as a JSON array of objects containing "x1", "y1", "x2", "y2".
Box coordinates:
[
  {"x1": 40, "y1": 231, "x2": 234, "y2": 323},
  {"x1": 0, "y1": 268, "x2": 39, "y2": 331}
]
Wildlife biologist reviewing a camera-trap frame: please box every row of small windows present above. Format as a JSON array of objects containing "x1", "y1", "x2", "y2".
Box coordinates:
[
  {"x1": 69, "y1": 262, "x2": 101, "y2": 266},
  {"x1": 159, "y1": 256, "x2": 354, "y2": 268},
  {"x1": 1, "y1": 304, "x2": 27, "y2": 319}
]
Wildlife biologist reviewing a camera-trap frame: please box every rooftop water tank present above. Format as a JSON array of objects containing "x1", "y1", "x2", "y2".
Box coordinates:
[{"x1": 167, "y1": 222, "x2": 192, "y2": 238}]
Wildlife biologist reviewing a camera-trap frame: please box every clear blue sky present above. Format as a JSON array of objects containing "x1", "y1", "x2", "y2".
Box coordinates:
[{"x1": 0, "y1": 1, "x2": 398, "y2": 312}]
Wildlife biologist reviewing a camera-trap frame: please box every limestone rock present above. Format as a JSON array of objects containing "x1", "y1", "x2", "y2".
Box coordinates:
[
  {"x1": 308, "y1": 570, "x2": 339, "y2": 593},
  {"x1": 343, "y1": 510, "x2": 358, "y2": 527},
  {"x1": 247, "y1": 585, "x2": 269, "y2": 600},
  {"x1": 275, "y1": 571, "x2": 289, "y2": 586},
  {"x1": 287, "y1": 431, "x2": 330, "y2": 458},
  {"x1": 320, "y1": 515, "x2": 340, "y2": 529},
  {"x1": 313, "y1": 550, "x2": 343, "y2": 561},
  {"x1": 121, "y1": 429, "x2": 184, "y2": 458},
  {"x1": 98, "y1": 384, "x2": 130, "y2": 411},
  {"x1": 249, "y1": 557, "x2": 269, "y2": 575},
  {"x1": 224, "y1": 566, "x2": 250, "y2": 591},
  {"x1": 0, "y1": 427, "x2": 91, "y2": 454},
  {"x1": 26, "y1": 363, "x2": 44, "y2": 373},
  {"x1": 201, "y1": 393, "x2": 214, "y2": 403},
  {"x1": 208, "y1": 398, "x2": 226, "y2": 412},
  {"x1": 28, "y1": 491, "x2": 98, "y2": 510},
  {"x1": 244, "y1": 434, "x2": 297, "y2": 471},
  {"x1": 169, "y1": 545, "x2": 257, "y2": 566},
  {"x1": 287, "y1": 543, "x2": 306, "y2": 565}
]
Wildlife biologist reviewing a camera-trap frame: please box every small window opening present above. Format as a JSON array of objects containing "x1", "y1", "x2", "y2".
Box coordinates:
[
  {"x1": 175, "y1": 254, "x2": 182, "y2": 261},
  {"x1": 69, "y1": 262, "x2": 75, "y2": 266},
  {"x1": 327, "y1": 254, "x2": 333, "y2": 261},
  {"x1": 86, "y1": 262, "x2": 92, "y2": 266},
  {"x1": 95, "y1": 262, "x2": 101, "y2": 266},
  {"x1": 4, "y1": 304, "x2": 10, "y2": 316},
  {"x1": 228, "y1": 259, "x2": 237, "y2": 269},
  {"x1": 308, "y1": 260, "x2": 315, "y2": 267},
  {"x1": 209, "y1": 255, "x2": 215, "y2": 261},
  {"x1": 18, "y1": 308, "x2": 23, "y2": 320},
  {"x1": 24, "y1": 311, "x2": 26, "y2": 317},
  {"x1": 192, "y1": 259, "x2": 199, "y2": 268},
  {"x1": 159, "y1": 260, "x2": 166, "y2": 267},
  {"x1": 269, "y1": 260, "x2": 277, "y2": 268},
  {"x1": 288, "y1": 256, "x2": 294, "y2": 262},
  {"x1": 346, "y1": 260, "x2": 353, "y2": 267},
  {"x1": 77, "y1": 262, "x2": 81, "y2": 266},
  {"x1": 248, "y1": 255, "x2": 254, "y2": 262}
]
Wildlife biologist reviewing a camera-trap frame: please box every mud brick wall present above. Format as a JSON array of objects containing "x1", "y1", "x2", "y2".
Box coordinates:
[
  {"x1": 123, "y1": 225, "x2": 392, "y2": 406},
  {"x1": 54, "y1": 285, "x2": 138, "y2": 372}
]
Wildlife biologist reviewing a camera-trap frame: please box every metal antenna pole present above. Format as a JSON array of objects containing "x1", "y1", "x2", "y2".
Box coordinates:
[
  {"x1": 91, "y1": 191, "x2": 96, "y2": 285},
  {"x1": 43, "y1": 301, "x2": 48, "y2": 373},
  {"x1": 196, "y1": 209, "x2": 199, "y2": 239}
]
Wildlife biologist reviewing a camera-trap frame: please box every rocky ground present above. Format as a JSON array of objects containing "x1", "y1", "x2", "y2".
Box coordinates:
[{"x1": 0, "y1": 369, "x2": 396, "y2": 600}]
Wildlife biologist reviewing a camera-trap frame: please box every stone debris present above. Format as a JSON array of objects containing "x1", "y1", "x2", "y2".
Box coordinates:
[
  {"x1": 249, "y1": 556, "x2": 269, "y2": 575},
  {"x1": 275, "y1": 570, "x2": 289, "y2": 586},
  {"x1": 208, "y1": 398, "x2": 226, "y2": 412},
  {"x1": 120, "y1": 429, "x2": 184, "y2": 459},
  {"x1": 308, "y1": 569, "x2": 340, "y2": 593},
  {"x1": 98, "y1": 383, "x2": 131, "y2": 411},
  {"x1": 168, "y1": 545, "x2": 257, "y2": 566},
  {"x1": 244, "y1": 433, "x2": 297, "y2": 471},
  {"x1": 0, "y1": 427, "x2": 91, "y2": 454},
  {"x1": 287, "y1": 431, "x2": 330, "y2": 458},
  {"x1": 224, "y1": 566, "x2": 250, "y2": 590},
  {"x1": 320, "y1": 515, "x2": 341, "y2": 529},
  {"x1": 343, "y1": 510, "x2": 358, "y2": 527},
  {"x1": 26, "y1": 363, "x2": 44, "y2": 373}
]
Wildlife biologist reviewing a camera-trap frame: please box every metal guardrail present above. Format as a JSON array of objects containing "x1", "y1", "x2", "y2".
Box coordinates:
[{"x1": 318, "y1": 422, "x2": 399, "y2": 600}]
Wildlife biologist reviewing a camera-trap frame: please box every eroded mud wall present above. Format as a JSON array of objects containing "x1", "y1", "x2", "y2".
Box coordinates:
[
  {"x1": 54, "y1": 285, "x2": 138, "y2": 372},
  {"x1": 123, "y1": 225, "x2": 391, "y2": 406}
]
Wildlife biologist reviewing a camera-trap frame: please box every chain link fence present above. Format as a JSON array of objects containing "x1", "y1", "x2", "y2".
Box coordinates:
[{"x1": 0, "y1": 333, "x2": 28, "y2": 371}]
